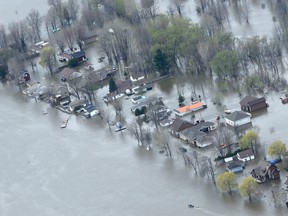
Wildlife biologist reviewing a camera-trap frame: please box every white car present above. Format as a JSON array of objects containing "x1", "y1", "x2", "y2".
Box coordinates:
[{"x1": 131, "y1": 95, "x2": 146, "y2": 104}]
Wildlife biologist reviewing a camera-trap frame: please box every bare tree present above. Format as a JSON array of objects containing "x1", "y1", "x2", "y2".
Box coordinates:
[
  {"x1": 51, "y1": 32, "x2": 65, "y2": 53},
  {"x1": 48, "y1": 0, "x2": 64, "y2": 27},
  {"x1": 81, "y1": 0, "x2": 97, "y2": 30},
  {"x1": 170, "y1": 0, "x2": 187, "y2": 17},
  {"x1": 153, "y1": 128, "x2": 172, "y2": 157},
  {"x1": 0, "y1": 25, "x2": 8, "y2": 48},
  {"x1": 73, "y1": 25, "x2": 86, "y2": 50},
  {"x1": 100, "y1": 110, "x2": 113, "y2": 130},
  {"x1": 46, "y1": 7, "x2": 58, "y2": 32},
  {"x1": 8, "y1": 21, "x2": 28, "y2": 53},
  {"x1": 26, "y1": 9, "x2": 42, "y2": 43},
  {"x1": 239, "y1": 0, "x2": 250, "y2": 23},
  {"x1": 140, "y1": 0, "x2": 159, "y2": 19},
  {"x1": 128, "y1": 119, "x2": 145, "y2": 146},
  {"x1": 111, "y1": 99, "x2": 124, "y2": 122},
  {"x1": 178, "y1": 149, "x2": 200, "y2": 174},
  {"x1": 67, "y1": 0, "x2": 79, "y2": 22},
  {"x1": 62, "y1": 28, "x2": 75, "y2": 51},
  {"x1": 143, "y1": 128, "x2": 152, "y2": 150}
]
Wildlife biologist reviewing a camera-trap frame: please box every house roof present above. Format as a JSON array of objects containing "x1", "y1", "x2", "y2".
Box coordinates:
[
  {"x1": 251, "y1": 161, "x2": 270, "y2": 177},
  {"x1": 61, "y1": 67, "x2": 75, "y2": 78},
  {"x1": 53, "y1": 85, "x2": 69, "y2": 96},
  {"x1": 71, "y1": 50, "x2": 85, "y2": 59},
  {"x1": 130, "y1": 72, "x2": 144, "y2": 80},
  {"x1": 181, "y1": 122, "x2": 215, "y2": 142},
  {"x1": 227, "y1": 160, "x2": 245, "y2": 170},
  {"x1": 225, "y1": 111, "x2": 250, "y2": 121},
  {"x1": 84, "y1": 104, "x2": 97, "y2": 113},
  {"x1": 237, "y1": 149, "x2": 254, "y2": 159},
  {"x1": 115, "y1": 80, "x2": 132, "y2": 92},
  {"x1": 69, "y1": 99, "x2": 88, "y2": 109},
  {"x1": 175, "y1": 101, "x2": 203, "y2": 113},
  {"x1": 240, "y1": 95, "x2": 266, "y2": 106},
  {"x1": 170, "y1": 118, "x2": 194, "y2": 132}
]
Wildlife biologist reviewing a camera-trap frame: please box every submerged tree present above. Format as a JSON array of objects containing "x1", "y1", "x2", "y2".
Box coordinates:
[
  {"x1": 217, "y1": 172, "x2": 238, "y2": 194},
  {"x1": 238, "y1": 177, "x2": 258, "y2": 201},
  {"x1": 153, "y1": 48, "x2": 169, "y2": 75},
  {"x1": 268, "y1": 140, "x2": 287, "y2": 160},
  {"x1": 39, "y1": 47, "x2": 57, "y2": 74},
  {"x1": 239, "y1": 130, "x2": 259, "y2": 153},
  {"x1": 153, "y1": 128, "x2": 172, "y2": 157},
  {"x1": 209, "y1": 50, "x2": 239, "y2": 80}
]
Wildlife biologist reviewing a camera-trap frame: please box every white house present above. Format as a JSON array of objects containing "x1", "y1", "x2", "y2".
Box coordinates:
[
  {"x1": 237, "y1": 149, "x2": 255, "y2": 162},
  {"x1": 224, "y1": 111, "x2": 251, "y2": 127}
]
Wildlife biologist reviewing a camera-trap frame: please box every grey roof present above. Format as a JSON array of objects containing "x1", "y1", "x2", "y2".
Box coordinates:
[
  {"x1": 69, "y1": 99, "x2": 88, "y2": 109},
  {"x1": 71, "y1": 50, "x2": 86, "y2": 59},
  {"x1": 170, "y1": 118, "x2": 194, "y2": 132},
  {"x1": 240, "y1": 95, "x2": 266, "y2": 106},
  {"x1": 237, "y1": 149, "x2": 254, "y2": 159},
  {"x1": 225, "y1": 111, "x2": 250, "y2": 121},
  {"x1": 180, "y1": 121, "x2": 215, "y2": 142},
  {"x1": 227, "y1": 160, "x2": 245, "y2": 170}
]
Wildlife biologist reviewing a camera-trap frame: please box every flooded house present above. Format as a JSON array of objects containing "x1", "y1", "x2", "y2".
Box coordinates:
[
  {"x1": 174, "y1": 101, "x2": 206, "y2": 117},
  {"x1": 251, "y1": 161, "x2": 280, "y2": 183},
  {"x1": 169, "y1": 118, "x2": 194, "y2": 136},
  {"x1": 237, "y1": 149, "x2": 255, "y2": 162},
  {"x1": 226, "y1": 160, "x2": 245, "y2": 173},
  {"x1": 240, "y1": 95, "x2": 268, "y2": 113},
  {"x1": 51, "y1": 85, "x2": 71, "y2": 106},
  {"x1": 224, "y1": 111, "x2": 251, "y2": 127},
  {"x1": 178, "y1": 121, "x2": 216, "y2": 148}
]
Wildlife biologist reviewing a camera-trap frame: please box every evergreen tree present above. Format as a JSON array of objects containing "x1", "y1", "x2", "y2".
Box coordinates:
[
  {"x1": 109, "y1": 78, "x2": 117, "y2": 93},
  {"x1": 153, "y1": 48, "x2": 169, "y2": 76}
]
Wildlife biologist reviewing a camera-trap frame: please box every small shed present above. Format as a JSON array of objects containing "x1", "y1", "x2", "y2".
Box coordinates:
[
  {"x1": 224, "y1": 111, "x2": 251, "y2": 127},
  {"x1": 237, "y1": 149, "x2": 255, "y2": 162},
  {"x1": 226, "y1": 160, "x2": 245, "y2": 173},
  {"x1": 240, "y1": 96, "x2": 268, "y2": 113},
  {"x1": 70, "y1": 50, "x2": 86, "y2": 63}
]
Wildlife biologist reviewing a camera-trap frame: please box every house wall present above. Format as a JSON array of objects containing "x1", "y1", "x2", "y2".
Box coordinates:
[
  {"x1": 238, "y1": 155, "x2": 255, "y2": 162},
  {"x1": 196, "y1": 139, "x2": 213, "y2": 148},
  {"x1": 250, "y1": 101, "x2": 267, "y2": 112},
  {"x1": 235, "y1": 117, "x2": 251, "y2": 126},
  {"x1": 225, "y1": 118, "x2": 235, "y2": 126}
]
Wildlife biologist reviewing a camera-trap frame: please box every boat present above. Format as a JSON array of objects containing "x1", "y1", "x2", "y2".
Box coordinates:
[
  {"x1": 61, "y1": 120, "x2": 68, "y2": 128},
  {"x1": 224, "y1": 109, "x2": 232, "y2": 114},
  {"x1": 115, "y1": 122, "x2": 126, "y2": 132},
  {"x1": 60, "y1": 115, "x2": 71, "y2": 128}
]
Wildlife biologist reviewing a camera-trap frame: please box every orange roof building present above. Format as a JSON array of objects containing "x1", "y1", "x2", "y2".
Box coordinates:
[{"x1": 174, "y1": 101, "x2": 205, "y2": 116}]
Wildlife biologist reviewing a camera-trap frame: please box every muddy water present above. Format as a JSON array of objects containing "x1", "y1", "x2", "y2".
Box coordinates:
[
  {"x1": 1, "y1": 80, "x2": 287, "y2": 216},
  {"x1": 1, "y1": 1, "x2": 287, "y2": 216}
]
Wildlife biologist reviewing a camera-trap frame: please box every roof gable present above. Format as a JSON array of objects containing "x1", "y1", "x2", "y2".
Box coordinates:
[
  {"x1": 225, "y1": 111, "x2": 250, "y2": 121},
  {"x1": 237, "y1": 149, "x2": 254, "y2": 158},
  {"x1": 240, "y1": 95, "x2": 266, "y2": 106},
  {"x1": 170, "y1": 118, "x2": 194, "y2": 132}
]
